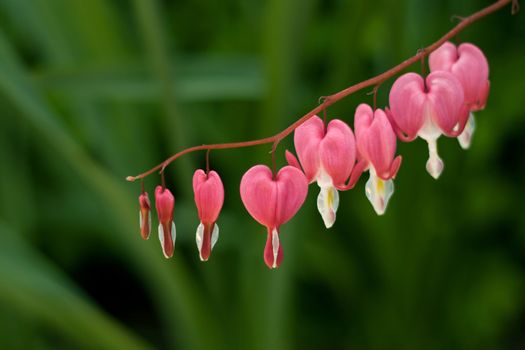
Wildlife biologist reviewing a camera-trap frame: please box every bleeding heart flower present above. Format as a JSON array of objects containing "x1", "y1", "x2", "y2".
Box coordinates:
[
  {"x1": 285, "y1": 116, "x2": 362, "y2": 228},
  {"x1": 193, "y1": 169, "x2": 224, "y2": 261},
  {"x1": 139, "y1": 191, "x2": 151, "y2": 240},
  {"x1": 354, "y1": 103, "x2": 402, "y2": 215},
  {"x1": 155, "y1": 185, "x2": 176, "y2": 258},
  {"x1": 388, "y1": 71, "x2": 468, "y2": 179},
  {"x1": 240, "y1": 165, "x2": 308, "y2": 269},
  {"x1": 429, "y1": 41, "x2": 490, "y2": 149}
]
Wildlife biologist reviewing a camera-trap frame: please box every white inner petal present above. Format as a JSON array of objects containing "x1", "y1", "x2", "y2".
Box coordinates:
[
  {"x1": 171, "y1": 222, "x2": 176, "y2": 249},
  {"x1": 458, "y1": 112, "x2": 475, "y2": 150},
  {"x1": 425, "y1": 138, "x2": 444, "y2": 179},
  {"x1": 272, "y1": 228, "x2": 279, "y2": 269},
  {"x1": 316, "y1": 184, "x2": 339, "y2": 229},
  {"x1": 196, "y1": 222, "x2": 204, "y2": 254},
  {"x1": 139, "y1": 211, "x2": 143, "y2": 230},
  {"x1": 419, "y1": 104, "x2": 442, "y2": 141},
  {"x1": 316, "y1": 169, "x2": 333, "y2": 188},
  {"x1": 365, "y1": 167, "x2": 394, "y2": 216},
  {"x1": 211, "y1": 223, "x2": 219, "y2": 250},
  {"x1": 148, "y1": 212, "x2": 151, "y2": 237},
  {"x1": 158, "y1": 223, "x2": 166, "y2": 258}
]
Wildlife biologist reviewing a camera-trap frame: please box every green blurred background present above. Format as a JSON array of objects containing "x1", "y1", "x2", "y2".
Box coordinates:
[{"x1": 0, "y1": 0, "x2": 524, "y2": 349}]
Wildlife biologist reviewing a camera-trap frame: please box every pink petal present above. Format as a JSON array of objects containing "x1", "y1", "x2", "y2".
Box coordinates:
[
  {"x1": 155, "y1": 186, "x2": 175, "y2": 258},
  {"x1": 139, "y1": 192, "x2": 151, "y2": 240},
  {"x1": 158, "y1": 221, "x2": 176, "y2": 258},
  {"x1": 264, "y1": 227, "x2": 283, "y2": 269},
  {"x1": 319, "y1": 119, "x2": 356, "y2": 187},
  {"x1": 389, "y1": 73, "x2": 427, "y2": 139},
  {"x1": 239, "y1": 165, "x2": 278, "y2": 227},
  {"x1": 294, "y1": 116, "x2": 324, "y2": 182},
  {"x1": 155, "y1": 186, "x2": 174, "y2": 224},
  {"x1": 240, "y1": 165, "x2": 307, "y2": 269},
  {"x1": 428, "y1": 41, "x2": 458, "y2": 72},
  {"x1": 430, "y1": 42, "x2": 489, "y2": 111},
  {"x1": 426, "y1": 71, "x2": 465, "y2": 135},
  {"x1": 388, "y1": 155, "x2": 403, "y2": 180},
  {"x1": 354, "y1": 104, "x2": 396, "y2": 178},
  {"x1": 285, "y1": 150, "x2": 302, "y2": 171},
  {"x1": 385, "y1": 107, "x2": 416, "y2": 142},
  {"x1": 240, "y1": 165, "x2": 308, "y2": 228},
  {"x1": 196, "y1": 222, "x2": 218, "y2": 262},
  {"x1": 192, "y1": 169, "x2": 224, "y2": 224},
  {"x1": 337, "y1": 159, "x2": 367, "y2": 191},
  {"x1": 451, "y1": 43, "x2": 490, "y2": 110},
  {"x1": 274, "y1": 166, "x2": 309, "y2": 226}
]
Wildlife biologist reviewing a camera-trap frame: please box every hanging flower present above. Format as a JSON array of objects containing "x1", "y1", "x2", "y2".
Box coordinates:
[
  {"x1": 354, "y1": 104, "x2": 402, "y2": 215},
  {"x1": 429, "y1": 41, "x2": 490, "y2": 149},
  {"x1": 155, "y1": 186, "x2": 176, "y2": 258},
  {"x1": 193, "y1": 169, "x2": 224, "y2": 261},
  {"x1": 388, "y1": 71, "x2": 468, "y2": 179},
  {"x1": 285, "y1": 116, "x2": 361, "y2": 228},
  {"x1": 138, "y1": 191, "x2": 151, "y2": 240},
  {"x1": 240, "y1": 165, "x2": 308, "y2": 269}
]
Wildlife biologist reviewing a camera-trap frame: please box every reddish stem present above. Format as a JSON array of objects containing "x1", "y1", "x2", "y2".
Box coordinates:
[
  {"x1": 205, "y1": 149, "x2": 210, "y2": 175},
  {"x1": 126, "y1": 0, "x2": 514, "y2": 183}
]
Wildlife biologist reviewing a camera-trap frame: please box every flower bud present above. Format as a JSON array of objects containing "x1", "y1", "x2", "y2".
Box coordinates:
[
  {"x1": 138, "y1": 192, "x2": 151, "y2": 240},
  {"x1": 193, "y1": 169, "x2": 224, "y2": 261},
  {"x1": 155, "y1": 186, "x2": 176, "y2": 258}
]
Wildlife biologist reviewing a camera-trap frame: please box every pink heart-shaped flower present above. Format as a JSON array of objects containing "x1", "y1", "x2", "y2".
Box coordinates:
[
  {"x1": 294, "y1": 116, "x2": 356, "y2": 187},
  {"x1": 389, "y1": 71, "x2": 467, "y2": 139},
  {"x1": 240, "y1": 165, "x2": 308, "y2": 269},
  {"x1": 429, "y1": 41, "x2": 489, "y2": 111},
  {"x1": 354, "y1": 103, "x2": 401, "y2": 180}
]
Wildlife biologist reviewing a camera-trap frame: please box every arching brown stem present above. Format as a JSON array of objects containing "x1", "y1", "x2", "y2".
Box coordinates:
[{"x1": 127, "y1": 0, "x2": 515, "y2": 182}]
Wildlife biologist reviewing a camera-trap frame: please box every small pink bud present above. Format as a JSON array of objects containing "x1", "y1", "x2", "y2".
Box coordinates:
[
  {"x1": 138, "y1": 192, "x2": 151, "y2": 240},
  {"x1": 240, "y1": 165, "x2": 308, "y2": 269},
  {"x1": 354, "y1": 104, "x2": 402, "y2": 215},
  {"x1": 429, "y1": 42, "x2": 489, "y2": 149},
  {"x1": 290, "y1": 116, "x2": 357, "y2": 228},
  {"x1": 389, "y1": 71, "x2": 468, "y2": 179},
  {"x1": 193, "y1": 169, "x2": 224, "y2": 262},
  {"x1": 155, "y1": 186, "x2": 176, "y2": 258}
]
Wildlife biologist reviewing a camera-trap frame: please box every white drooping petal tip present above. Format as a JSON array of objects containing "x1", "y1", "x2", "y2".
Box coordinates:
[
  {"x1": 426, "y1": 154, "x2": 444, "y2": 180},
  {"x1": 158, "y1": 222, "x2": 176, "y2": 259},
  {"x1": 365, "y1": 170, "x2": 394, "y2": 216},
  {"x1": 196, "y1": 222, "x2": 219, "y2": 261},
  {"x1": 196, "y1": 223, "x2": 204, "y2": 254},
  {"x1": 211, "y1": 223, "x2": 219, "y2": 250},
  {"x1": 158, "y1": 223, "x2": 165, "y2": 257},
  {"x1": 425, "y1": 139, "x2": 444, "y2": 180},
  {"x1": 316, "y1": 184, "x2": 339, "y2": 228},
  {"x1": 458, "y1": 112, "x2": 476, "y2": 150},
  {"x1": 271, "y1": 228, "x2": 279, "y2": 268}
]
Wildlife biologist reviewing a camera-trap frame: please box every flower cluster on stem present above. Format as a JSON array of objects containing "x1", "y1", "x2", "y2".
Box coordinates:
[{"x1": 126, "y1": 0, "x2": 516, "y2": 268}]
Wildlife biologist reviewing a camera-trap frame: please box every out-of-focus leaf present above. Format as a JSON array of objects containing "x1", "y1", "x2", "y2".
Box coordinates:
[
  {"x1": 33, "y1": 58, "x2": 264, "y2": 102},
  {"x1": 0, "y1": 222, "x2": 153, "y2": 350},
  {"x1": 0, "y1": 29, "x2": 220, "y2": 350}
]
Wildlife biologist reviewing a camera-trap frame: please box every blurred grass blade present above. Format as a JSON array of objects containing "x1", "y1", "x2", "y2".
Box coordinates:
[
  {"x1": 0, "y1": 222, "x2": 153, "y2": 350},
  {"x1": 33, "y1": 58, "x2": 264, "y2": 102},
  {"x1": 132, "y1": 0, "x2": 193, "y2": 193},
  {"x1": 0, "y1": 30, "x2": 220, "y2": 350}
]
